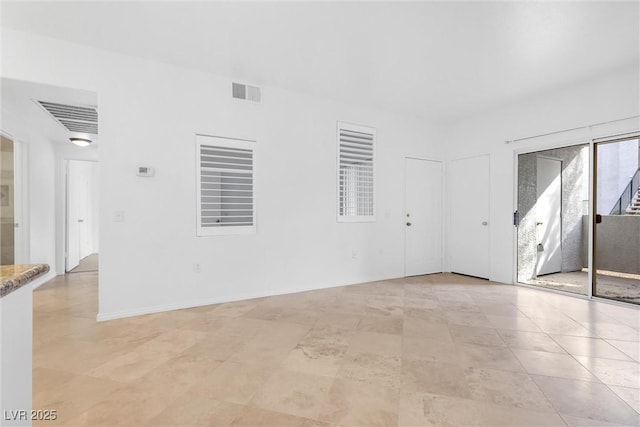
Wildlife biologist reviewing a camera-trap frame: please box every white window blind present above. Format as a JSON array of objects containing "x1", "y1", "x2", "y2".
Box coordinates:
[
  {"x1": 337, "y1": 122, "x2": 376, "y2": 222},
  {"x1": 196, "y1": 135, "x2": 256, "y2": 236}
]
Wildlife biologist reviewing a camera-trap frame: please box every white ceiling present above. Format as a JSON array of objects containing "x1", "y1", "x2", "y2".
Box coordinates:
[{"x1": 1, "y1": 1, "x2": 638, "y2": 121}]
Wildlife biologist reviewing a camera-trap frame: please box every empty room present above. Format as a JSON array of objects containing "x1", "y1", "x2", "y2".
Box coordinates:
[{"x1": 0, "y1": 1, "x2": 638, "y2": 426}]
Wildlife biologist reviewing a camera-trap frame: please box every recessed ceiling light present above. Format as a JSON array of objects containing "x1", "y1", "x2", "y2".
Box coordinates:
[{"x1": 69, "y1": 137, "x2": 92, "y2": 147}]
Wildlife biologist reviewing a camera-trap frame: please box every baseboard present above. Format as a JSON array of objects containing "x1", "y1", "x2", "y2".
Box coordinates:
[
  {"x1": 96, "y1": 274, "x2": 398, "y2": 322},
  {"x1": 30, "y1": 271, "x2": 57, "y2": 290}
]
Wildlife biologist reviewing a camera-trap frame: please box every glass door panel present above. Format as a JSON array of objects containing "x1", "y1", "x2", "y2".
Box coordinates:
[
  {"x1": 517, "y1": 144, "x2": 590, "y2": 295},
  {"x1": 594, "y1": 138, "x2": 640, "y2": 304}
]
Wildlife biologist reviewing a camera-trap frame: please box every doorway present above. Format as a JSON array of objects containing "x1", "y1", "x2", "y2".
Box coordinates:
[
  {"x1": 0, "y1": 134, "x2": 27, "y2": 265},
  {"x1": 516, "y1": 144, "x2": 589, "y2": 295},
  {"x1": 404, "y1": 157, "x2": 442, "y2": 276},
  {"x1": 450, "y1": 154, "x2": 490, "y2": 279},
  {"x1": 66, "y1": 159, "x2": 99, "y2": 273},
  {"x1": 1, "y1": 135, "x2": 16, "y2": 265}
]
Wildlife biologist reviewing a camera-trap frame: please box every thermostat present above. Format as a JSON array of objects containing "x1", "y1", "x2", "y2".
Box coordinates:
[{"x1": 137, "y1": 166, "x2": 155, "y2": 177}]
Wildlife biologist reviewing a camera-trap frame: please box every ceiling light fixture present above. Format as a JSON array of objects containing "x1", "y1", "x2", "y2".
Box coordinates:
[{"x1": 69, "y1": 137, "x2": 92, "y2": 147}]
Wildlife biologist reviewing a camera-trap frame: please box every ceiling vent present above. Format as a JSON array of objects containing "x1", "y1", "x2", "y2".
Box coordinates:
[
  {"x1": 36, "y1": 100, "x2": 98, "y2": 135},
  {"x1": 232, "y1": 82, "x2": 262, "y2": 104}
]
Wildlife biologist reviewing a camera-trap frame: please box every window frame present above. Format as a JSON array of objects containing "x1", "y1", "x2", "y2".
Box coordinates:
[
  {"x1": 196, "y1": 134, "x2": 257, "y2": 236},
  {"x1": 336, "y1": 121, "x2": 376, "y2": 223}
]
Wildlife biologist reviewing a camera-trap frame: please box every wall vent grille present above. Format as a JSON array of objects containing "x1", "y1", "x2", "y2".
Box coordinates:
[
  {"x1": 232, "y1": 82, "x2": 262, "y2": 104},
  {"x1": 36, "y1": 100, "x2": 98, "y2": 135}
]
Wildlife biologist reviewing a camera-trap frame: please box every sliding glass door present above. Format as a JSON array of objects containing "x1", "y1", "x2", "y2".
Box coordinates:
[
  {"x1": 593, "y1": 137, "x2": 640, "y2": 304},
  {"x1": 516, "y1": 144, "x2": 590, "y2": 296},
  {"x1": 517, "y1": 136, "x2": 640, "y2": 305}
]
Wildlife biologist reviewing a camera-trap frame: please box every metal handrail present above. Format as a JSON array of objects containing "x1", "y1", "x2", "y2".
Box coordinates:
[{"x1": 610, "y1": 168, "x2": 640, "y2": 215}]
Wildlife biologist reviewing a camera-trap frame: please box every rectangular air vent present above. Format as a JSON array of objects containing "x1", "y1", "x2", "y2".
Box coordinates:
[
  {"x1": 36, "y1": 100, "x2": 98, "y2": 135},
  {"x1": 232, "y1": 82, "x2": 262, "y2": 104}
]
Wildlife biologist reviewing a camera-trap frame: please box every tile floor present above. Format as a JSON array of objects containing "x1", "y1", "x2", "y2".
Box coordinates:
[{"x1": 33, "y1": 272, "x2": 640, "y2": 426}]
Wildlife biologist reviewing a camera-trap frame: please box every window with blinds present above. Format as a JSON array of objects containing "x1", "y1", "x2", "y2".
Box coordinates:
[
  {"x1": 196, "y1": 135, "x2": 256, "y2": 236},
  {"x1": 337, "y1": 122, "x2": 376, "y2": 222}
]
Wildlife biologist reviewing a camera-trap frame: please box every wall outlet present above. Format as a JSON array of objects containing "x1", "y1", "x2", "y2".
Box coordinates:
[
  {"x1": 351, "y1": 250, "x2": 358, "y2": 259},
  {"x1": 193, "y1": 263, "x2": 201, "y2": 273}
]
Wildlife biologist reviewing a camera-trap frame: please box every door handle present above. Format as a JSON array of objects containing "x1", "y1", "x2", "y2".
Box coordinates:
[
  {"x1": 78, "y1": 219, "x2": 85, "y2": 223},
  {"x1": 482, "y1": 221, "x2": 488, "y2": 226},
  {"x1": 406, "y1": 222, "x2": 412, "y2": 226}
]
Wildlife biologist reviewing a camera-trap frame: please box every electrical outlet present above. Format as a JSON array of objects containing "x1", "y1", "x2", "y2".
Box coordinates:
[
  {"x1": 193, "y1": 263, "x2": 201, "y2": 273},
  {"x1": 351, "y1": 250, "x2": 358, "y2": 259}
]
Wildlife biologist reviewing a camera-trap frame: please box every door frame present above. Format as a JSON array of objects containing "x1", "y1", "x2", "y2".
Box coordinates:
[
  {"x1": 512, "y1": 141, "x2": 593, "y2": 299},
  {"x1": 402, "y1": 156, "x2": 444, "y2": 277},
  {"x1": 0, "y1": 130, "x2": 30, "y2": 264}
]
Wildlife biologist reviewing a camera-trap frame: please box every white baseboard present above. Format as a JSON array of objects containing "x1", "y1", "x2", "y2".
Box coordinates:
[
  {"x1": 96, "y1": 274, "x2": 398, "y2": 322},
  {"x1": 30, "y1": 271, "x2": 57, "y2": 290}
]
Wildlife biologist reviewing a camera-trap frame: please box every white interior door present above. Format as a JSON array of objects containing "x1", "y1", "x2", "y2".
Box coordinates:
[
  {"x1": 66, "y1": 160, "x2": 81, "y2": 271},
  {"x1": 78, "y1": 177, "x2": 91, "y2": 259},
  {"x1": 450, "y1": 154, "x2": 490, "y2": 279},
  {"x1": 535, "y1": 157, "x2": 562, "y2": 276},
  {"x1": 405, "y1": 158, "x2": 442, "y2": 276},
  {"x1": 67, "y1": 160, "x2": 98, "y2": 271}
]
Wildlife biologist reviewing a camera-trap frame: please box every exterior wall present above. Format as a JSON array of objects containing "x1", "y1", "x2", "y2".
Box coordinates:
[
  {"x1": 582, "y1": 215, "x2": 640, "y2": 275},
  {"x1": 597, "y1": 139, "x2": 639, "y2": 214},
  {"x1": 517, "y1": 145, "x2": 588, "y2": 281}
]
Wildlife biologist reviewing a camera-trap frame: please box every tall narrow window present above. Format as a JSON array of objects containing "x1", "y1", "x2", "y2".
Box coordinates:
[
  {"x1": 196, "y1": 135, "x2": 256, "y2": 236},
  {"x1": 337, "y1": 122, "x2": 376, "y2": 221}
]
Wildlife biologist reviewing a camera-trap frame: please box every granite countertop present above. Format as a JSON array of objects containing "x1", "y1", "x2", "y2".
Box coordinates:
[{"x1": 0, "y1": 264, "x2": 50, "y2": 298}]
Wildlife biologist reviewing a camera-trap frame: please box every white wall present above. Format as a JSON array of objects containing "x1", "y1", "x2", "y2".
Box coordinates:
[
  {"x1": 444, "y1": 65, "x2": 640, "y2": 284},
  {"x1": 1, "y1": 29, "x2": 444, "y2": 319}
]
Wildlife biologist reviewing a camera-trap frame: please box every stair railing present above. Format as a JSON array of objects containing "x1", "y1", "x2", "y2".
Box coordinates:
[{"x1": 610, "y1": 168, "x2": 640, "y2": 215}]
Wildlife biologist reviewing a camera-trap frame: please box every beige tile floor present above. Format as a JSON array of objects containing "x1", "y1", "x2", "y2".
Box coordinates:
[{"x1": 33, "y1": 272, "x2": 640, "y2": 426}]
